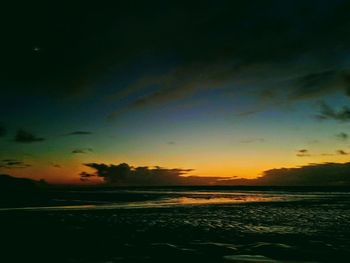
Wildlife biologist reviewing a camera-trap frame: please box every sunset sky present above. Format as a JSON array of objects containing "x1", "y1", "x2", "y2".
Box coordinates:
[{"x1": 1, "y1": 0, "x2": 350, "y2": 184}]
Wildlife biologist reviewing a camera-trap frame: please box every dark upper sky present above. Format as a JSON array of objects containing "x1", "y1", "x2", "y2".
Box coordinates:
[{"x1": 1, "y1": 0, "x2": 350, "y2": 184}]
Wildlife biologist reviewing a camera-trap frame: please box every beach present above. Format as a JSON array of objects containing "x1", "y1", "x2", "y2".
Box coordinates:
[{"x1": 1, "y1": 188, "x2": 349, "y2": 262}]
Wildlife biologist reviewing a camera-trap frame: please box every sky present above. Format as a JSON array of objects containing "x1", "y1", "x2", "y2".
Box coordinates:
[{"x1": 1, "y1": 0, "x2": 350, "y2": 184}]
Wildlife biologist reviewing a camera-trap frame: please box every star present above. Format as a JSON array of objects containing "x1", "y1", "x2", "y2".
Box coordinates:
[{"x1": 32, "y1": 46, "x2": 41, "y2": 52}]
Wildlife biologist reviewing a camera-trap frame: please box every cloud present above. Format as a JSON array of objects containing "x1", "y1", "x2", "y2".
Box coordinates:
[
  {"x1": 72, "y1": 148, "x2": 93, "y2": 154},
  {"x1": 336, "y1": 150, "x2": 349, "y2": 155},
  {"x1": 80, "y1": 161, "x2": 350, "y2": 186},
  {"x1": 49, "y1": 162, "x2": 61, "y2": 168},
  {"x1": 108, "y1": 63, "x2": 237, "y2": 118},
  {"x1": 257, "y1": 162, "x2": 350, "y2": 186},
  {"x1": 0, "y1": 159, "x2": 31, "y2": 169},
  {"x1": 80, "y1": 171, "x2": 95, "y2": 181},
  {"x1": 1, "y1": 1, "x2": 350, "y2": 117},
  {"x1": 80, "y1": 162, "x2": 227, "y2": 186},
  {"x1": 81, "y1": 163, "x2": 192, "y2": 185},
  {"x1": 316, "y1": 102, "x2": 350, "y2": 122},
  {"x1": 296, "y1": 149, "x2": 310, "y2": 157},
  {"x1": 65, "y1": 131, "x2": 93, "y2": 136},
  {"x1": 98, "y1": 1, "x2": 350, "y2": 117},
  {"x1": 108, "y1": 62, "x2": 350, "y2": 119},
  {"x1": 289, "y1": 70, "x2": 349, "y2": 100},
  {"x1": 336, "y1": 132, "x2": 348, "y2": 141},
  {"x1": 14, "y1": 129, "x2": 45, "y2": 143},
  {"x1": 220, "y1": 162, "x2": 350, "y2": 186}
]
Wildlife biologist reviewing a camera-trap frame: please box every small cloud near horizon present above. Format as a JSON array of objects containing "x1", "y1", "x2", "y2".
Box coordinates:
[
  {"x1": 296, "y1": 149, "x2": 310, "y2": 157},
  {"x1": 336, "y1": 149, "x2": 349, "y2": 155},
  {"x1": 336, "y1": 132, "x2": 348, "y2": 141},
  {"x1": 72, "y1": 148, "x2": 93, "y2": 154},
  {"x1": 65, "y1": 131, "x2": 93, "y2": 136},
  {"x1": 49, "y1": 162, "x2": 61, "y2": 168},
  {"x1": 0, "y1": 159, "x2": 31, "y2": 169}
]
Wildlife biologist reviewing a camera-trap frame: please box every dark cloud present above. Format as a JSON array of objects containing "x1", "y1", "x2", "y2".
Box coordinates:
[
  {"x1": 109, "y1": 65, "x2": 350, "y2": 118},
  {"x1": 316, "y1": 102, "x2": 350, "y2": 122},
  {"x1": 49, "y1": 162, "x2": 61, "y2": 168},
  {"x1": 336, "y1": 150, "x2": 349, "y2": 155},
  {"x1": 72, "y1": 148, "x2": 93, "y2": 154},
  {"x1": 1, "y1": 1, "x2": 340, "y2": 115},
  {"x1": 72, "y1": 149, "x2": 85, "y2": 154},
  {"x1": 336, "y1": 132, "x2": 348, "y2": 141},
  {"x1": 81, "y1": 161, "x2": 350, "y2": 186},
  {"x1": 108, "y1": 64, "x2": 240, "y2": 118},
  {"x1": 80, "y1": 171, "x2": 94, "y2": 181},
  {"x1": 0, "y1": 159, "x2": 31, "y2": 169},
  {"x1": 296, "y1": 149, "x2": 310, "y2": 157},
  {"x1": 14, "y1": 129, "x2": 45, "y2": 143},
  {"x1": 80, "y1": 162, "x2": 224, "y2": 186},
  {"x1": 221, "y1": 162, "x2": 350, "y2": 186},
  {"x1": 105, "y1": 0, "x2": 350, "y2": 116},
  {"x1": 258, "y1": 162, "x2": 350, "y2": 186},
  {"x1": 0, "y1": 1, "x2": 349, "y2": 116},
  {"x1": 65, "y1": 131, "x2": 93, "y2": 136},
  {"x1": 289, "y1": 70, "x2": 349, "y2": 100}
]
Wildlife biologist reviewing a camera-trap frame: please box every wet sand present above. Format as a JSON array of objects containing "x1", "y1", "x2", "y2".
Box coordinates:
[{"x1": 1, "y1": 188, "x2": 349, "y2": 262}]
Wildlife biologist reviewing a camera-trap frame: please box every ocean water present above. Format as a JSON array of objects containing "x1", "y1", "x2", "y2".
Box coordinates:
[{"x1": 1, "y1": 188, "x2": 350, "y2": 262}]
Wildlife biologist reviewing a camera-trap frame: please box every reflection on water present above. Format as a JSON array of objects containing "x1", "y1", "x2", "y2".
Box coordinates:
[
  {"x1": 173, "y1": 195, "x2": 282, "y2": 205},
  {"x1": 0, "y1": 197, "x2": 274, "y2": 211},
  {"x1": 1, "y1": 189, "x2": 348, "y2": 211}
]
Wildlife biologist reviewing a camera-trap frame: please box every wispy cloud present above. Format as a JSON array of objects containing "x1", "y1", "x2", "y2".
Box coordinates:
[
  {"x1": 65, "y1": 131, "x2": 93, "y2": 136},
  {"x1": 0, "y1": 159, "x2": 31, "y2": 169},
  {"x1": 72, "y1": 148, "x2": 93, "y2": 154},
  {"x1": 49, "y1": 162, "x2": 61, "y2": 168},
  {"x1": 14, "y1": 129, "x2": 45, "y2": 143},
  {"x1": 336, "y1": 149, "x2": 349, "y2": 155},
  {"x1": 316, "y1": 102, "x2": 350, "y2": 122},
  {"x1": 336, "y1": 132, "x2": 349, "y2": 141},
  {"x1": 296, "y1": 149, "x2": 310, "y2": 157}
]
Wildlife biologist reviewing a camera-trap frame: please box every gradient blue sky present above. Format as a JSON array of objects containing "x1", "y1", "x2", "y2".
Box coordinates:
[{"x1": 1, "y1": 0, "x2": 350, "y2": 183}]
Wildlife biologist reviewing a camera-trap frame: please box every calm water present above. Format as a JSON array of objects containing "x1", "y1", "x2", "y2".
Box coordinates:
[{"x1": 1, "y1": 188, "x2": 350, "y2": 262}]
